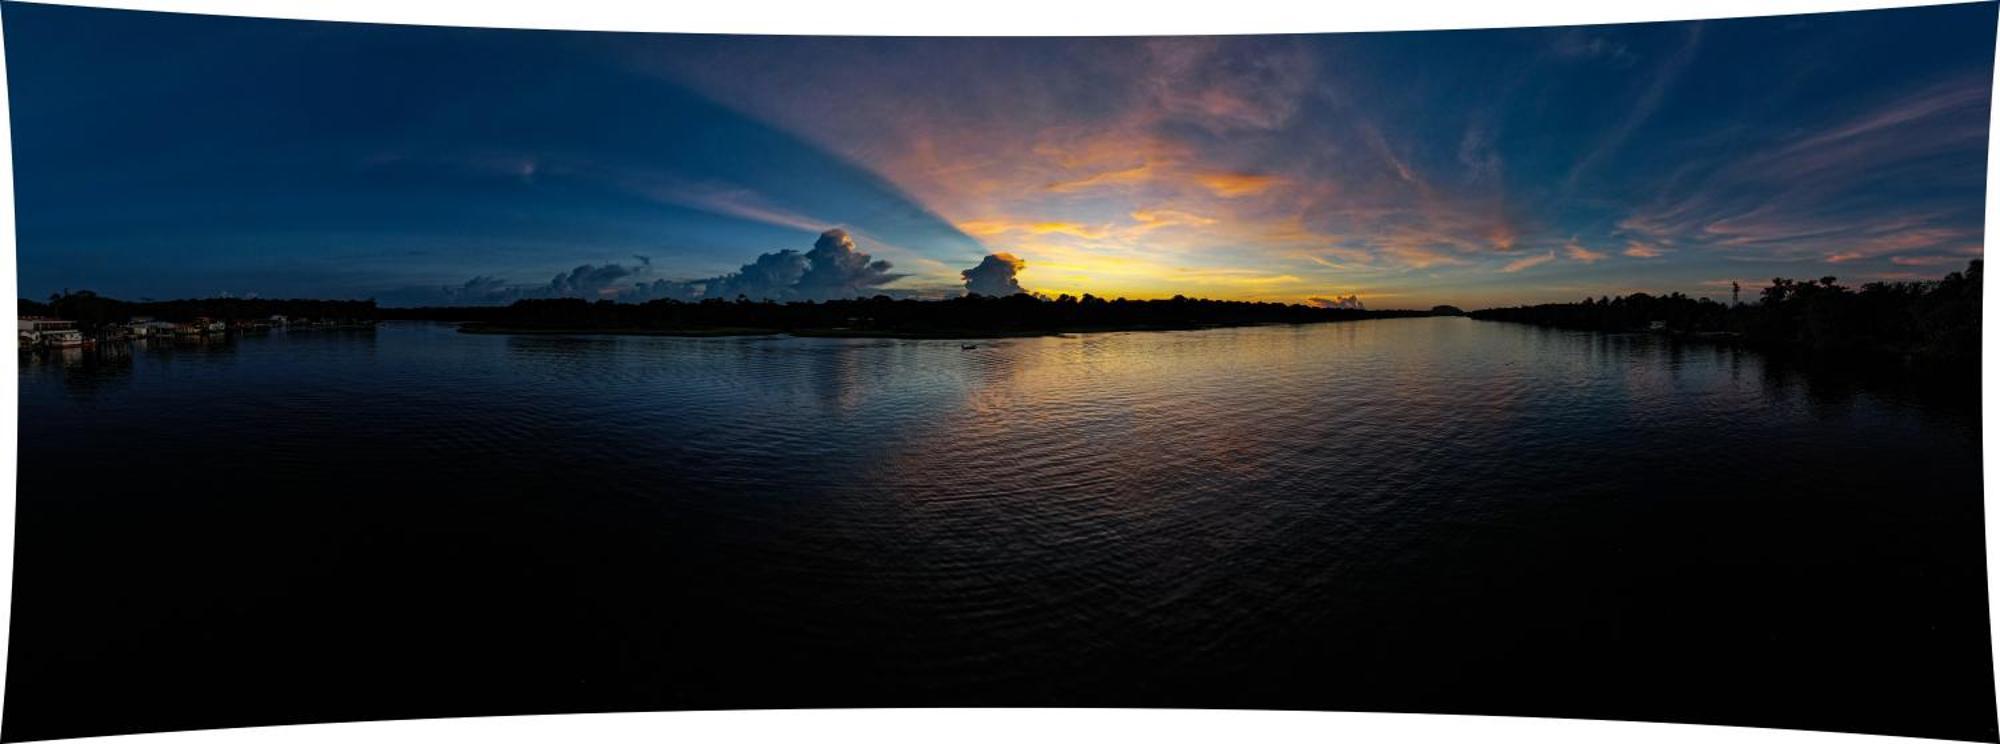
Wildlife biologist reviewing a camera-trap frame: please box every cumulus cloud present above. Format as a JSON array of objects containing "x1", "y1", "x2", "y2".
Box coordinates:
[
  {"x1": 448, "y1": 275, "x2": 514, "y2": 302},
  {"x1": 962, "y1": 253, "x2": 1029, "y2": 296},
  {"x1": 794, "y1": 229, "x2": 904, "y2": 299},
  {"x1": 546, "y1": 263, "x2": 642, "y2": 298},
  {"x1": 623, "y1": 248, "x2": 813, "y2": 302},
  {"x1": 1306, "y1": 294, "x2": 1365, "y2": 310},
  {"x1": 713, "y1": 249, "x2": 813, "y2": 299},
  {"x1": 444, "y1": 265, "x2": 644, "y2": 303},
  {"x1": 444, "y1": 229, "x2": 908, "y2": 305}
]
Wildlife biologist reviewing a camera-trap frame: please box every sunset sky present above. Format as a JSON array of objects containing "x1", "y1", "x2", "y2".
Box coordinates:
[{"x1": 7, "y1": 2, "x2": 1995, "y2": 308}]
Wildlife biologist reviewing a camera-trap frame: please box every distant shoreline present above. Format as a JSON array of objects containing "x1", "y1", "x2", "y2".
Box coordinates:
[
  {"x1": 456, "y1": 324, "x2": 784, "y2": 337},
  {"x1": 452, "y1": 316, "x2": 1442, "y2": 340}
]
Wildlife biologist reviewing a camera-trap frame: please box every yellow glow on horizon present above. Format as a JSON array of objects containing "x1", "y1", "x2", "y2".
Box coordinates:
[{"x1": 986, "y1": 241, "x2": 1344, "y2": 304}]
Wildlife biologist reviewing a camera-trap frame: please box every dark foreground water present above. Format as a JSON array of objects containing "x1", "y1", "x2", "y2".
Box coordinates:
[{"x1": 8, "y1": 319, "x2": 1993, "y2": 741}]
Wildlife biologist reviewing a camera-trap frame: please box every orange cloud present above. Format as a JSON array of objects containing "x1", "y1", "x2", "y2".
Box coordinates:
[
  {"x1": 955, "y1": 219, "x2": 1017, "y2": 237},
  {"x1": 1381, "y1": 243, "x2": 1469, "y2": 269},
  {"x1": 1193, "y1": 170, "x2": 1285, "y2": 198},
  {"x1": 1027, "y1": 222, "x2": 1111, "y2": 239},
  {"x1": 1130, "y1": 209, "x2": 1218, "y2": 230},
  {"x1": 1044, "y1": 162, "x2": 1161, "y2": 193},
  {"x1": 1623, "y1": 241, "x2": 1666, "y2": 258},
  {"x1": 955, "y1": 219, "x2": 1111, "y2": 240}
]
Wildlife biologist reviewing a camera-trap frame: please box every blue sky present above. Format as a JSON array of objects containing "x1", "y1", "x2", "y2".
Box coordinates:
[{"x1": 5, "y1": 2, "x2": 1994, "y2": 307}]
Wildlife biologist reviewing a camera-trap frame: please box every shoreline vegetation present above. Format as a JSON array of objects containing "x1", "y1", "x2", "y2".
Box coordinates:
[
  {"x1": 1470, "y1": 260, "x2": 1981, "y2": 367},
  {"x1": 19, "y1": 292, "x2": 1449, "y2": 341},
  {"x1": 19, "y1": 260, "x2": 1976, "y2": 354},
  {"x1": 422, "y1": 294, "x2": 1453, "y2": 339}
]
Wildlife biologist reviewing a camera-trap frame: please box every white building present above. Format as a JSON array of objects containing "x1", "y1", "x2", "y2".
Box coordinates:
[{"x1": 20, "y1": 317, "x2": 83, "y2": 348}]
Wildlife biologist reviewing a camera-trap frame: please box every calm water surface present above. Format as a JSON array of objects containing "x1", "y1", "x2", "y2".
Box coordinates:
[{"x1": 9, "y1": 319, "x2": 1992, "y2": 740}]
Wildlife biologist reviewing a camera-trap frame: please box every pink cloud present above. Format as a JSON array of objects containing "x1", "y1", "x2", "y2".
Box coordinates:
[
  {"x1": 1564, "y1": 241, "x2": 1608, "y2": 263},
  {"x1": 1502, "y1": 251, "x2": 1556, "y2": 273}
]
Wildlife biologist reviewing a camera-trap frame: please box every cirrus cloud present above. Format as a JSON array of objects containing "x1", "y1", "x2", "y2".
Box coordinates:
[{"x1": 1501, "y1": 251, "x2": 1557, "y2": 273}]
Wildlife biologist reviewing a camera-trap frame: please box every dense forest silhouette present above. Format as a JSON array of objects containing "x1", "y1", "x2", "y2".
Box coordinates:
[
  {"x1": 21, "y1": 260, "x2": 1981, "y2": 353},
  {"x1": 1469, "y1": 260, "x2": 1982, "y2": 363},
  {"x1": 390, "y1": 293, "x2": 1437, "y2": 337},
  {"x1": 20, "y1": 290, "x2": 1440, "y2": 338},
  {"x1": 20, "y1": 292, "x2": 377, "y2": 327}
]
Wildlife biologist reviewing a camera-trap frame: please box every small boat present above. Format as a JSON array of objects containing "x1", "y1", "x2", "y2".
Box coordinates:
[
  {"x1": 960, "y1": 343, "x2": 978, "y2": 350},
  {"x1": 41, "y1": 330, "x2": 87, "y2": 349}
]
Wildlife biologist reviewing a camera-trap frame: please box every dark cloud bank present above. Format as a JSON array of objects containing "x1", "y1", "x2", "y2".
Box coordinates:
[{"x1": 426, "y1": 229, "x2": 1030, "y2": 306}]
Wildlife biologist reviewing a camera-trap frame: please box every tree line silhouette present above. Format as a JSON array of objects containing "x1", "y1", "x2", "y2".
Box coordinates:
[
  {"x1": 19, "y1": 290, "x2": 1442, "y2": 338},
  {"x1": 21, "y1": 291, "x2": 378, "y2": 329},
  {"x1": 385, "y1": 293, "x2": 1438, "y2": 336},
  {"x1": 26, "y1": 260, "x2": 1979, "y2": 356},
  {"x1": 1469, "y1": 261, "x2": 1981, "y2": 363}
]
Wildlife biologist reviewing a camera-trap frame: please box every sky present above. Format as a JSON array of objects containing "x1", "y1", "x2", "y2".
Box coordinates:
[{"x1": 5, "y1": 2, "x2": 1995, "y2": 308}]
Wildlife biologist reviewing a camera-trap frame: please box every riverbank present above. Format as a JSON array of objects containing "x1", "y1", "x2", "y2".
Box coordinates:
[
  {"x1": 454, "y1": 316, "x2": 1433, "y2": 340},
  {"x1": 456, "y1": 323, "x2": 782, "y2": 337},
  {"x1": 1469, "y1": 316, "x2": 1980, "y2": 401},
  {"x1": 1466, "y1": 262, "x2": 1980, "y2": 369},
  {"x1": 1470, "y1": 315, "x2": 1975, "y2": 369},
  {"x1": 407, "y1": 294, "x2": 1442, "y2": 340}
]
